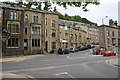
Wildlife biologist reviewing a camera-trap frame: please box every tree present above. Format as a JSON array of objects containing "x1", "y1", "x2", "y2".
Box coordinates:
[{"x1": 2, "y1": 0, "x2": 100, "y2": 12}]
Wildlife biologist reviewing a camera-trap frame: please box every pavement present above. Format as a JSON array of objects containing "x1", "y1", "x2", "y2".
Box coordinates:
[
  {"x1": 0, "y1": 54, "x2": 44, "y2": 62},
  {"x1": 107, "y1": 58, "x2": 120, "y2": 67}
]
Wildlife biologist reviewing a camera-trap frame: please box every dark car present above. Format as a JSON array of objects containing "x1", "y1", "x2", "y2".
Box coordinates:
[
  {"x1": 58, "y1": 48, "x2": 69, "y2": 54},
  {"x1": 49, "y1": 50, "x2": 55, "y2": 54},
  {"x1": 79, "y1": 45, "x2": 88, "y2": 51}
]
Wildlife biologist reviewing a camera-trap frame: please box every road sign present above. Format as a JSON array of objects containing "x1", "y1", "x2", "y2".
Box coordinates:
[{"x1": 1, "y1": 26, "x2": 11, "y2": 43}]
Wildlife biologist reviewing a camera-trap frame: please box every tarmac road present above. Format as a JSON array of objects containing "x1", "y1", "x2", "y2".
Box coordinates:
[{"x1": 2, "y1": 47, "x2": 119, "y2": 79}]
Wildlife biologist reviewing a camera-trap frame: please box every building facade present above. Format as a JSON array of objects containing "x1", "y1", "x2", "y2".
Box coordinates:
[
  {"x1": 99, "y1": 25, "x2": 119, "y2": 50},
  {"x1": 1, "y1": 4, "x2": 100, "y2": 56},
  {"x1": 44, "y1": 12, "x2": 59, "y2": 53},
  {"x1": 1, "y1": 4, "x2": 59, "y2": 55}
]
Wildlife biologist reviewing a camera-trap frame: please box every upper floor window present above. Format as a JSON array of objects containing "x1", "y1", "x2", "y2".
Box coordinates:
[
  {"x1": 25, "y1": 14, "x2": 28, "y2": 21},
  {"x1": 112, "y1": 31, "x2": 114, "y2": 36},
  {"x1": 10, "y1": 11, "x2": 17, "y2": 20},
  {"x1": 52, "y1": 29, "x2": 56, "y2": 37},
  {"x1": 32, "y1": 27, "x2": 40, "y2": 35},
  {"x1": 65, "y1": 33, "x2": 68, "y2": 39},
  {"x1": 70, "y1": 34, "x2": 73, "y2": 39},
  {"x1": 52, "y1": 20, "x2": 56, "y2": 27},
  {"x1": 45, "y1": 18, "x2": 47, "y2": 25},
  {"x1": 107, "y1": 30, "x2": 110, "y2": 36},
  {"x1": 25, "y1": 28, "x2": 27, "y2": 34},
  {"x1": 8, "y1": 24, "x2": 19, "y2": 33},
  {"x1": 33, "y1": 16, "x2": 38, "y2": 24},
  {"x1": 45, "y1": 30, "x2": 47, "y2": 36}
]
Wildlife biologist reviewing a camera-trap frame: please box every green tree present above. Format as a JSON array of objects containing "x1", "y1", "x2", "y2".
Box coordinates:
[{"x1": 2, "y1": 0, "x2": 100, "y2": 11}]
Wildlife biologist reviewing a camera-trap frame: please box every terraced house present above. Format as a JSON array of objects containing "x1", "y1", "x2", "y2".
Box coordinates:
[
  {"x1": 1, "y1": 4, "x2": 100, "y2": 56},
  {"x1": 2, "y1": 5, "x2": 24, "y2": 55},
  {"x1": 44, "y1": 11, "x2": 59, "y2": 53},
  {"x1": 1, "y1": 4, "x2": 59, "y2": 55},
  {"x1": 99, "y1": 19, "x2": 119, "y2": 50}
]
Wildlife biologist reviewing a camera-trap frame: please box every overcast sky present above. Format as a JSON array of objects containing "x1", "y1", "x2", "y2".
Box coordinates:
[
  {"x1": 54, "y1": 0, "x2": 119, "y2": 25},
  {"x1": 1, "y1": 0, "x2": 119, "y2": 25}
]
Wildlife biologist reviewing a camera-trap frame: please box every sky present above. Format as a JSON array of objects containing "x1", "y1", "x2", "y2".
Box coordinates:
[
  {"x1": 53, "y1": 0, "x2": 119, "y2": 25},
  {"x1": 1, "y1": 0, "x2": 119, "y2": 25}
]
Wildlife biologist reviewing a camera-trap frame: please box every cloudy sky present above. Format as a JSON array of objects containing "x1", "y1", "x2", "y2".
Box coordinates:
[
  {"x1": 54, "y1": 0, "x2": 119, "y2": 25},
  {"x1": 1, "y1": 0, "x2": 119, "y2": 25}
]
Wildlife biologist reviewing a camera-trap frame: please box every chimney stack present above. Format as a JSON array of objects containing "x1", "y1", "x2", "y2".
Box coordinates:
[
  {"x1": 114, "y1": 21, "x2": 117, "y2": 26},
  {"x1": 109, "y1": 19, "x2": 114, "y2": 25}
]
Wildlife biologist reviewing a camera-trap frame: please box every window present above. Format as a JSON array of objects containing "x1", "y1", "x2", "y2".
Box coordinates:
[
  {"x1": 52, "y1": 20, "x2": 55, "y2": 27},
  {"x1": 52, "y1": 29, "x2": 56, "y2": 37},
  {"x1": 70, "y1": 34, "x2": 73, "y2": 39},
  {"x1": 45, "y1": 18, "x2": 47, "y2": 25},
  {"x1": 65, "y1": 43, "x2": 68, "y2": 48},
  {"x1": 10, "y1": 11, "x2": 17, "y2": 19},
  {"x1": 8, "y1": 38, "x2": 19, "y2": 47},
  {"x1": 25, "y1": 28, "x2": 27, "y2": 34},
  {"x1": 45, "y1": 30, "x2": 47, "y2": 36},
  {"x1": 8, "y1": 24, "x2": 19, "y2": 33},
  {"x1": 112, "y1": 31, "x2": 114, "y2": 36},
  {"x1": 52, "y1": 42, "x2": 56, "y2": 49},
  {"x1": 25, "y1": 14, "x2": 28, "y2": 21},
  {"x1": 32, "y1": 39, "x2": 35, "y2": 47},
  {"x1": 33, "y1": 16, "x2": 38, "y2": 24},
  {"x1": 65, "y1": 33, "x2": 68, "y2": 39},
  {"x1": 107, "y1": 30, "x2": 110, "y2": 36},
  {"x1": 32, "y1": 27, "x2": 40, "y2": 35},
  {"x1": 32, "y1": 39, "x2": 40, "y2": 47}
]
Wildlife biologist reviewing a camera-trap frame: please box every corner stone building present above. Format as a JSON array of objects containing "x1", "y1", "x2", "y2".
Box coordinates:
[
  {"x1": 99, "y1": 25, "x2": 119, "y2": 50},
  {"x1": 2, "y1": 5, "x2": 59, "y2": 55}
]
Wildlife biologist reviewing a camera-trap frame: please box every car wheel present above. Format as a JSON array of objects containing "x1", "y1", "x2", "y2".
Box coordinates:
[
  {"x1": 114, "y1": 54, "x2": 116, "y2": 56},
  {"x1": 103, "y1": 55, "x2": 106, "y2": 56}
]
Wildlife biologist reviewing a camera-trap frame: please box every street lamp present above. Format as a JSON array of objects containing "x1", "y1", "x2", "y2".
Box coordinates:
[{"x1": 102, "y1": 16, "x2": 108, "y2": 25}]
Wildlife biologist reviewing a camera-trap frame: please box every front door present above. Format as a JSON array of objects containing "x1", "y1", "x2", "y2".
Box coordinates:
[{"x1": 45, "y1": 41, "x2": 48, "y2": 53}]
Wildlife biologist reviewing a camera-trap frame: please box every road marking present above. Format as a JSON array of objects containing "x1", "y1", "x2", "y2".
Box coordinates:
[{"x1": 55, "y1": 72, "x2": 77, "y2": 80}]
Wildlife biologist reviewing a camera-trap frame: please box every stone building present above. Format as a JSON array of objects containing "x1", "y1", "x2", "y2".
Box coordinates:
[
  {"x1": 59, "y1": 19, "x2": 82, "y2": 50},
  {"x1": 1, "y1": 4, "x2": 59, "y2": 55},
  {"x1": 87, "y1": 25, "x2": 99, "y2": 45},
  {"x1": 44, "y1": 11, "x2": 59, "y2": 53},
  {"x1": 99, "y1": 20, "x2": 119, "y2": 50},
  {"x1": 2, "y1": 5, "x2": 24, "y2": 55}
]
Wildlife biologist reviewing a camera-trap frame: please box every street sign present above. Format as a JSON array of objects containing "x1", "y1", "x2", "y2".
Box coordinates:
[{"x1": 1, "y1": 26, "x2": 11, "y2": 43}]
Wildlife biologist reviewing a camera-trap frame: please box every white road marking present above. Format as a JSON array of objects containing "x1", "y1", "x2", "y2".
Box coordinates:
[{"x1": 55, "y1": 72, "x2": 77, "y2": 80}]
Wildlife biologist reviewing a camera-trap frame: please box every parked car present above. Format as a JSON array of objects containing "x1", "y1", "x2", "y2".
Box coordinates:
[
  {"x1": 79, "y1": 45, "x2": 88, "y2": 51},
  {"x1": 69, "y1": 48, "x2": 79, "y2": 53},
  {"x1": 58, "y1": 48, "x2": 69, "y2": 54},
  {"x1": 102, "y1": 51, "x2": 116, "y2": 56},
  {"x1": 49, "y1": 50, "x2": 55, "y2": 54}
]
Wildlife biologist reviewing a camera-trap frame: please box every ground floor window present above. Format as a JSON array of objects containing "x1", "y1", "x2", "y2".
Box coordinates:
[
  {"x1": 7, "y1": 38, "x2": 18, "y2": 47},
  {"x1": 52, "y1": 42, "x2": 56, "y2": 49},
  {"x1": 32, "y1": 39, "x2": 40, "y2": 47}
]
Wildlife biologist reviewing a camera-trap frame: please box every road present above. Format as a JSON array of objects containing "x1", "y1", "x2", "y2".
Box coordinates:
[{"x1": 2, "y1": 47, "x2": 119, "y2": 79}]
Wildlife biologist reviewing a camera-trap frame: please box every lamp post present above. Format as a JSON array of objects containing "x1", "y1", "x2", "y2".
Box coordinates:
[
  {"x1": 102, "y1": 16, "x2": 108, "y2": 25},
  {"x1": 102, "y1": 16, "x2": 108, "y2": 51}
]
